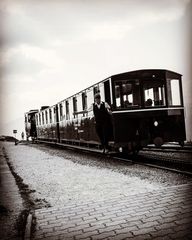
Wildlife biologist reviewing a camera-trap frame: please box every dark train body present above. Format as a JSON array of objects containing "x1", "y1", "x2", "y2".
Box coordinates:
[
  {"x1": 25, "y1": 109, "x2": 38, "y2": 141},
  {"x1": 25, "y1": 69, "x2": 186, "y2": 152}
]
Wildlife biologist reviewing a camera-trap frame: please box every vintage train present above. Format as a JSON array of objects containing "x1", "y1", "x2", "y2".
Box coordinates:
[{"x1": 25, "y1": 69, "x2": 186, "y2": 153}]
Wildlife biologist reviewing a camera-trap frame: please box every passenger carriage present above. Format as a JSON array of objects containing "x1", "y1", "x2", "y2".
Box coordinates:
[
  {"x1": 111, "y1": 69, "x2": 186, "y2": 152},
  {"x1": 25, "y1": 69, "x2": 186, "y2": 153}
]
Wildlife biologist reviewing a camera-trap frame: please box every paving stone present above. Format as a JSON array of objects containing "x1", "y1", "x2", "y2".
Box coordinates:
[
  {"x1": 33, "y1": 177, "x2": 192, "y2": 240},
  {"x1": 75, "y1": 230, "x2": 99, "y2": 239},
  {"x1": 91, "y1": 230, "x2": 116, "y2": 240},
  {"x1": 168, "y1": 229, "x2": 192, "y2": 239}
]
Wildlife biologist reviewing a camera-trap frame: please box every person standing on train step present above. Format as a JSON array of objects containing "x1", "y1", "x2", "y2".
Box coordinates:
[{"x1": 92, "y1": 93, "x2": 113, "y2": 154}]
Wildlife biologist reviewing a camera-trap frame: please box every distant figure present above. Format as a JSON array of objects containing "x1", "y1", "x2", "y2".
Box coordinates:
[
  {"x1": 145, "y1": 98, "x2": 153, "y2": 107},
  {"x1": 92, "y1": 93, "x2": 113, "y2": 153},
  {"x1": 21, "y1": 132, "x2": 24, "y2": 140}
]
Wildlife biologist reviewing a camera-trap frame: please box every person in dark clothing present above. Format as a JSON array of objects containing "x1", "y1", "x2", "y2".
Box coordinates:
[
  {"x1": 21, "y1": 132, "x2": 24, "y2": 140},
  {"x1": 92, "y1": 93, "x2": 113, "y2": 153}
]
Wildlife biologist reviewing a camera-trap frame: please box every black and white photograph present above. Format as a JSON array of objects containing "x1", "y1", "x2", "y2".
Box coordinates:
[{"x1": 0, "y1": 0, "x2": 192, "y2": 239}]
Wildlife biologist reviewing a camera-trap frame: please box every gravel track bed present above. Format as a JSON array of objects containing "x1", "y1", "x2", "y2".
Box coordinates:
[
  {"x1": 140, "y1": 149, "x2": 192, "y2": 162},
  {"x1": 2, "y1": 142, "x2": 192, "y2": 208}
]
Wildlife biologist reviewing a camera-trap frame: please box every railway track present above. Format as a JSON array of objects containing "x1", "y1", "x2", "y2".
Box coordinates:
[
  {"x1": 34, "y1": 140, "x2": 192, "y2": 176},
  {"x1": 142, "y1": 143, "x2": 192, "y2": 153},
  {"x1": 116, "y1": 152, "x2": 192, "y2": 177}
]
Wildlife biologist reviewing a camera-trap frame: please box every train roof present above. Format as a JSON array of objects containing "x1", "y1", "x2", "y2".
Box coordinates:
[
  {"x1": 25, "y1": 109, "x2": 39, "y2": 115},
  {"x1": 111, "y1": 69, "x2": 182, "y2": 79}
]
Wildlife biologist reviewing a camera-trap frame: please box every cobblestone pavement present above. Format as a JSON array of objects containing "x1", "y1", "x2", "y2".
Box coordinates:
[
  {"x1": 33, "y1": 184, "x2": 192, "y2": 240},
  {"x1": 0, "y1": 144, "x2": 24, "y2": 240}
]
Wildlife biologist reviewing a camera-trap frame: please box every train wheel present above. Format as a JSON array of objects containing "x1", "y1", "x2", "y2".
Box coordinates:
[
  {"x1": 132, "y1": 149, "x2": 139, "y2": 157},
  {"x1": 179, "y1": 141, "x2": 184, "y2": 147},
  {"x1": 153, "y1": 137, "x2": 164, "y2": 147}
]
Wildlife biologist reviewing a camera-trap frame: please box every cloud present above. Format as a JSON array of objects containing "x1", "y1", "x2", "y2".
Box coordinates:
[
  {"x1": 1, "y1": 0, "x2": 191, "y2": 139},
  {"x1": 15, "y1": 44, "x2": 65, "y2": 68},
  {"x1": 1, "y1": 0, "x2": 190, "y2": 47},
  {"x1": 2, "y1": 44, "x2": 66, "y2": 79},
  {"x1": 1, "y1": 0, "x2": 190, "y2": 83}
]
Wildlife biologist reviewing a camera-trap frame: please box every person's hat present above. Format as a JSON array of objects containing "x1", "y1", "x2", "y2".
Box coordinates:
[{"x1": 94, "y1": 93, "x2": 101, "y2": 99}]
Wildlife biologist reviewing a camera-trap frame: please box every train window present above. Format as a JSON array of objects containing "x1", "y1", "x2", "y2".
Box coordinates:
[
  {"x1": 73, "y1": 97, "x2": 77, "y2": 118},
  {"x1": 28, "y1": 115, "x2": 31, "y2": 122},
  {"x1": 66, "y1": 100, "x2": 70, "y2": 120},
  {"x1": 59, "y1": 103, "x2": 63, "y2": 120},
  {"x1": 122, "y1": 83, "x2": 133, "y2": 106},
  {"x1": 99, "y1": 83, "x2": 105, "y2": 103},
  {"x1": 39, "y1": 113, "x2": 41, "y2": 125},
  {"x1": 45, "y1": 110, "x2": 48, "y2": 124},
  {"x1": 114, "y1": 80, "x2": 141, "y2": 109},
  {"x1": 115, "y1": 84, "x2": 121, "y2": 107},
  {"x1": 25, "y1": 115, "x2": 28, "y2": 123},
  {"x1": 82, "y1": 92, "x2": 87, "y2": 110},
  {"x1": 73, "y1": 97, "x2": 77, "y2": 112},
  {"x1": 86, "y1": 89, "x2": 94, "y2": 117},
  {"x1": 143, "y1": 80, "x2": 165, "y2": 107},
  {"x1": 167, "y1": 79, "x2": 181, "y2": 106},
  {"x1": 53, "y1": 107, "x2": 56, "y2": 123},
  {"x1": 49, "y1": 109, "x2": 52, "y2": 123},
  {"x1": 42, "y1": 112, "x2": 45, "y2": 125},
  {"x1": 36, "y1": 115, "x2": 38, "y2": 126},
  {"x1": 93, "y1": 86, "x2": 100, "y2": 96}
]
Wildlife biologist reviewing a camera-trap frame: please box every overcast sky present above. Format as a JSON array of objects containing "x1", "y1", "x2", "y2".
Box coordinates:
[{"x1": 0, "y1": 0, "x2": 191, "y2": 140}]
